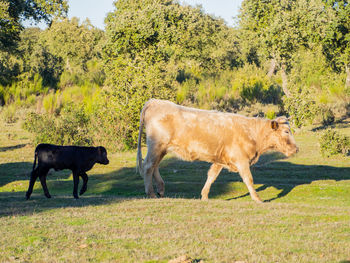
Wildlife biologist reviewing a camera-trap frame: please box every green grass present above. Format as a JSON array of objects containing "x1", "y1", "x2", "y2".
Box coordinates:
[{"x1": 0, "y1": 119, "x2": 350, "y2": 262}]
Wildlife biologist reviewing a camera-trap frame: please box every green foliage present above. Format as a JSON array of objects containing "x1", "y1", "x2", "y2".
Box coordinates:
[
  {"x1": 1, "y1": 104, "x2": 19, "y2": 123},
  {"x1": 322, "y1": 0, "x2": 350, "y2": 73},
  {"x1": 0, "y1": 73, "x2": 48, "y2": 106},
  {"x1": 319, "y1": 129, "x2": 350, "y2": 157},
  {"x1": 95, "y1": 60, "x2": 176, "y2": 150},
  {"x1": 175, "y1": 66, "x2": 283, "y2": 111},
  {"x1": 0, "y1": 0, "x2": 68, "y2": 53},
  {"x1": 287, "y1": 48, "x2": 349, "y2": 124},
  {"x1": 42, "y1": 90, "x2": 61, "y2": 114},
  {"x1": 43, "y1": 17, "x2": 103, "y2": 75},
  {"x1": 102, "y1": 0, "x2": 241, "y2": 149},
  {"x1": 283, "y1": 88, "x2": 319, "y2": 128},
  {"x1": 320, "y1": 106, "x2": 335, "y2": 126},
  {"x1": 23, "y1": 103, "x2": 92, "y2": 146},
  {"x1": 265, "y1": 108, "x2": 277, "y2": 120},
  {"x1": 239, "y1": 0, "x2": 325, "y2": 69}
]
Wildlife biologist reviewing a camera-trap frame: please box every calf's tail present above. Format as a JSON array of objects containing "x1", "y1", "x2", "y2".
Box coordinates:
[
  {"x1": 136, "y1": 101, "x2": 150, "y2": 178},
  {"x1": 31, "y1": 149, "x2": 38, "y2": 174}
]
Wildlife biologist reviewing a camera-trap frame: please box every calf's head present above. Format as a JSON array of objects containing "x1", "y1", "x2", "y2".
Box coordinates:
[
  {"x1": 96, "y1": 146, "x2": 109, "y2": 165},
  {"x1": 267, "y1": 116, "x2": 299, "y2": 157}
]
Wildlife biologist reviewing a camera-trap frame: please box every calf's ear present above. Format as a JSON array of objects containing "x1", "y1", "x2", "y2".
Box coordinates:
[{"x1": 271, "y1": 120, "x2": 279, "y2": 130}]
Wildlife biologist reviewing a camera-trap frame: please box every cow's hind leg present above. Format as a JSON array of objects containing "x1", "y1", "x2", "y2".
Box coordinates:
[
  {"x1": 236, "y1": 162, "x2": 263, "y2": 203},
  {"x1": 38, "y1": 168, "x2": 51, "y2": 198},
  {"x1": 201, "y1": 163, "x2": 223, "y2": 200},
  {"x1": 79, "y1": 172, "x2": 88, "y2": 196},
  {"x1": 143, "y1": 144, "x2": 165, "y2": 198},
  {"x1": 26, "y1": 168, "x2": 39, "y2": 200},
  {"x1": 153, "y1": 151, "x2": 166, "y2": 197}
]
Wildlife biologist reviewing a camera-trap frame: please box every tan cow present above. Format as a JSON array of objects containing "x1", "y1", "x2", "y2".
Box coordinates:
[{"x1": 136, "y1": 99, "x2": 299, "y2": 203}]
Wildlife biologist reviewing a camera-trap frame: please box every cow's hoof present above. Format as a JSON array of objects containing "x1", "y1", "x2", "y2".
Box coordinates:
[
  {"x1": 156, "y1": 192, "x2": 165, "y2": 198},
  {"x1": 74, "y1": 195, "x2": 79, "y2": 199},
  {"x1": 201, "y1": 197, "x2": 209, "y2": 201},
  {"x1": 148, "y1": 193, "x2": 157, "y2": 198},
  {"x1": 45, "y1": 193, "x2": 51, "y2": 198},
  {"x1": 80, "y1": 189, "x2": 86, "y2": 196},
  {"x1": 25, "y1": 194, "x2": 30, "y2": 200}
]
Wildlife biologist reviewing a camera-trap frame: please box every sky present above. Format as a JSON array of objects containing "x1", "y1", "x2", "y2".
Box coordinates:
[{"x1": 66, "y1": 0, "x2": 243, "y2": 29}]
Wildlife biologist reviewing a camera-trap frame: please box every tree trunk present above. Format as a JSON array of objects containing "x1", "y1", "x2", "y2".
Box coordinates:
[
  {"x1": 267, "y1": 58, "x2": 277, "y2": 78},
  {"x1": 346, "y1": 64, "x2": 350, "y2": 88},
  {"x1": 280, "y1": 65, "x2": 291, "y2": 98},
  {"x1": 66, "y1": 57, "x2": 72, "y2": 73}
]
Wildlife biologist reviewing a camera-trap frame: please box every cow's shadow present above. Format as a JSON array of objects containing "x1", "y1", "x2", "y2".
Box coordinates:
[
  {"x1": 1, "y1": 152, "x2": 349, "y2": 217},
  {"x1": 157, "y1": 152, "x2": 350, "y2": 201}
]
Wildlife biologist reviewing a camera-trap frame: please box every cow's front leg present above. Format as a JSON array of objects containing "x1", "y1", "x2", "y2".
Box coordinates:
[
  {"x1": 236, "y1": 162, "x2": 263, "y2": 203},
  {"x1": 79, "y1": 172, "x2": 88, "y2": 196},
  {"x1": 72, "y1": 171, "x2": 80, "y2": 199},
  {"x1": 201, "y1": 163, "x2": 223, "y2": 200}
]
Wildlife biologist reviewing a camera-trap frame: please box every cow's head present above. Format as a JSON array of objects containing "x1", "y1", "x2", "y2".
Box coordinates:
[
  {"x1": 267, "y1": 116, "x2": 299, "y2": 157},
  {"x1": 96, "y1": 146, "x2": 109, "y2": 165}
]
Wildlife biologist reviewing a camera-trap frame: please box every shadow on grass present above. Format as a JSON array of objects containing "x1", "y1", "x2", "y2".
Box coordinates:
[
  {"x1": 0, "y1": 162, "x2": 72, "y2": 188},
  {"x1": 0, "y1": 143, "x2": 27, "y2": 152},
  {"x1": 1, "y1": 151, "x2": 350, "y2": 216}
]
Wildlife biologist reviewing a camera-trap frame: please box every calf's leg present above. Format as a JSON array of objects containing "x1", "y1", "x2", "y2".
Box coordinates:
[
  {"x1": 26, "y1": 168, "x2": 39, "y2": 200},
  {"x1": 79, "y1": 172, "x2": 88, "y2": 196},
  {"x1": 201, "y1": 163, "x2": 223, "y2": 200},
  {"x1": 38, "y1": 168, "x2": 51, "y2": 198},
  {"x1": 73, "y1": 171, "x2": 80, "y2": 199},
  {"x1": 236, "y1": 162, "x2": 262, "y2": 203}
]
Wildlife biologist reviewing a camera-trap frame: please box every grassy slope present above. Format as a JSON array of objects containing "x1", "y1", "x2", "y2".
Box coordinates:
[{"x1": 0, "y1": 119, "x2": 350, "y2": 263}]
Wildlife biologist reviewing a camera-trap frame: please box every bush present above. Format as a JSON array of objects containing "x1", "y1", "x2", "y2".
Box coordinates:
[
  {"x1": 265, "y1": 108, "x2": 277, "y2": 120},
  {"x1": 319, "y1": 129, "x2": 350, "y2": 157},
  {"x1": 283, "y1": 88, "x2": 319, "y2": 128},
  {"x1": 320, "y1": 106, "x2": 335, "y2": 126},
  {"x1": 1, "y1": 104, "x2": 19, "y2": 123},
  {"x1": 23, "y1": 112, "x2": 56, "y2": 144},
  {"x1": 23, "y1": 103, "x2": 92, "y2": 146}
]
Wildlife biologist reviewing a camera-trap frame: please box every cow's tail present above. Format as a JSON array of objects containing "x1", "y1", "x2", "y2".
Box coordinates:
[{"x1": 136, "y1": 101, "x2": 150, "y2": 178}]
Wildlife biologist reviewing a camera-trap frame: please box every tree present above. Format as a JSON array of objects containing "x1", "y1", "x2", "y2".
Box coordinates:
[
  {"x1": 239, "y1": 0, "x2": 326, "y2": 96},
  {"x1": 42, "y1": 17, "x2": 102, "y2": 74},
  {"x1": 0, "y1": 0, "x2": 68, "y2": 52},
  {"x1": 101, "y1": 0, "x2": 241, "y2": 149},
  {"x1": 322, "y1": 0, "x2": 350, "y2": 87}
]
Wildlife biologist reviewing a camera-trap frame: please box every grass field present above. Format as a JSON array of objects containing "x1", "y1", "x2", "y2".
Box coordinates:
[{"x1": 0, "y1": 119, "x2": 350, "y2": 262}]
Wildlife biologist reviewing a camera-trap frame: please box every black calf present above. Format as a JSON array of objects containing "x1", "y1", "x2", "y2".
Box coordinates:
[{"x1": 26, "y1": 143, "x2": 109, "y2": 199}]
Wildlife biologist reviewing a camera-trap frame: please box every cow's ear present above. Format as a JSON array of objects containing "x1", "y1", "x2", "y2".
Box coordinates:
[{"x1": 271, "y1": 120, "x2": 279, "y2": 130}]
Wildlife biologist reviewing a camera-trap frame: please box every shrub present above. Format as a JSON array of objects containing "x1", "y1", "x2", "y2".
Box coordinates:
[
  {"x1": 320, "y1": 106, "x2": 335, "y2": 126},
  {"x1": 265, "y1": 108, "x2": 277, "y2": 120},
  {"x1": 319, "y1": 129, "x2": 350, "y2": 157},
  {"x1": 23, "y1": 103, "x2": 92, "y2": 146},
  {"x1": 23, "y1": 112, "x2": 56, "y2": 144},
  {"x1": 283, "y1": 88, "x2": 319, "y2": 128},
  {"x1": 1, "y1": 104, "x2": 19, "y2": 123}
]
